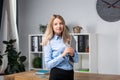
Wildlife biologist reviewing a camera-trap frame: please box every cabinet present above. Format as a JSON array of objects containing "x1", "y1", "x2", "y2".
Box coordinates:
[
  {"x1": 71, "y1": 33, "x2": 98, "y2": 73},
  {"x1": 28, "y1": 34, "x2": 44, "y2": 70},
  {"x1": 28, "y1": 33, "x2": 98, "y2": 73}
]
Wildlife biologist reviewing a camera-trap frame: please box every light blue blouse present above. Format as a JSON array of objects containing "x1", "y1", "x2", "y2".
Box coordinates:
[{"x1": 43, "y1": 35, "x2": 78, "y2": 70}]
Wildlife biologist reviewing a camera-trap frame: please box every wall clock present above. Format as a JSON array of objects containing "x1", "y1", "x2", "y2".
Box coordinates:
[{"x1": 96, "y1": 0, "x2": 120, "y2": 22}]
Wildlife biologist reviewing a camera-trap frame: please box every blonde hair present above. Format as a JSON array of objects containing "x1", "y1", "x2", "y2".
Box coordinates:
[{"x1": 41, "y1": 14, "x2": 70, "y2": 46}]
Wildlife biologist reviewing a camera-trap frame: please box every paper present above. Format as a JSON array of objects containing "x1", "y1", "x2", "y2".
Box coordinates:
[{"x1": 35, "y1": 69, "x2": 49, "y2": 75}]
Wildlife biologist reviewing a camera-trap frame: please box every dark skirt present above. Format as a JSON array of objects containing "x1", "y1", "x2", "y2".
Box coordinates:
[{"x1": 49, "y1": 67, "x2": 74, "y2": 80}]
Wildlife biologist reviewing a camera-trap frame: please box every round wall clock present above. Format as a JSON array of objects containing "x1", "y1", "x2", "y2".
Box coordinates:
[{"x1": 96, "y1": 0, "x2": 120, "y2": 22}]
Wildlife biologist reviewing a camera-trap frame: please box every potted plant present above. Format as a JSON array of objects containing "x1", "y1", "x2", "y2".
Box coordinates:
[
  {"x1": 39, "y1": 24, "x2": 47, "y2": 33},
  {"x1": 0, "y1": 39, "x2": 26, "y2": 74},
  {"x1": 32, "y1": 56, "x2": 42, "y2": 68}
]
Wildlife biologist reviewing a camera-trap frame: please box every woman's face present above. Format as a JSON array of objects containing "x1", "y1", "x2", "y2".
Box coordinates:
[{"x1": 53, "y1": 18, "x2": 64, "y2": 36}]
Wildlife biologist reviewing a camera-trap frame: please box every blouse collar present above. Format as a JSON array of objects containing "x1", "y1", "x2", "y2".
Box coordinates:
[{"x1": 54, "y1": 34, "x2": 62, "y2": 40}]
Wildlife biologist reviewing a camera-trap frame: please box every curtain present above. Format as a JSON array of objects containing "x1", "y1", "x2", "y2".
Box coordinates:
[
  {"x1": 0, "y1": 0, "x2": 3, "y2": 29},
  {"x1": 0, "y1": 0, "x2": 19, "y2": 73}
]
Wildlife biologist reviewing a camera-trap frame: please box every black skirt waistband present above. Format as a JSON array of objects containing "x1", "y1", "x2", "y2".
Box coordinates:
[
  {"x1": 49, "y1": 67, "x2": 74, "y2": 80},
  {"x1": 51, "y1": 67, "x2": 73, "y2": 72}
]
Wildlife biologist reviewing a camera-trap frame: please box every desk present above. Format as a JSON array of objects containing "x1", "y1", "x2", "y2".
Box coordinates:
[
  {"x1": 4, "y1": 71, "x2": 48, "y2": 80},
  {"x1": 4, "y1": 71, "x2": 120, "y2": 80}
]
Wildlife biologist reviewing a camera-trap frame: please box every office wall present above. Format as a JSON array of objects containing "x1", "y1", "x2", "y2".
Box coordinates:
[{"x1": 18, "y1": 0, "x2": 120, "y2": 74}]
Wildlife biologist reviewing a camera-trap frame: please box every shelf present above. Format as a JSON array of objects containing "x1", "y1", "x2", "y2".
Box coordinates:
[
  {"x1": 30, "y1": 51, "x2": 43, "y2": 54},
  {"x1": 78, "y1": 53, "x2": 89, "y2": 54},
  {"x1": 30, "y1": 68, "x2": 42, "y2": 70},
  {"x1": 28, "y1": 33, "x2": 98, "y2": 73}
]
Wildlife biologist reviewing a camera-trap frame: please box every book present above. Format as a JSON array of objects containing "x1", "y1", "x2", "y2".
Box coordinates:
[
  {"x1": 38, "y1": 36, "x2": 42, "y2": 51},
  {"x1": 80, "y1": 68, "x2": 89, "y2": 72},
  {"x1": 78, "y1": 35, "x2": 86, "y2": 52},
  {"x1": 31, "y1": 36, "x2": 38, "y2": 52},
  {"x1": 35, "y1": 69, "x2": 49, "y2": 75},
  {"x1": 31, "y1": 36, "x2": 35, "y2": 51},
  {"x1": 34, "y1": 36, "x2": 38, "y2": 52}
]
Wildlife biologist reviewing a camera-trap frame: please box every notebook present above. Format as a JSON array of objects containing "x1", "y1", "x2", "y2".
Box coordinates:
[
  {"x1": 35, "y1": 69, "x2": 49, "y2": 75},
  {"x1": 70, "y1": 35, "x2": 76, "y2": 50},
  {"x1": 68, "y1": 35, "x2": 77, "y2": 66}
]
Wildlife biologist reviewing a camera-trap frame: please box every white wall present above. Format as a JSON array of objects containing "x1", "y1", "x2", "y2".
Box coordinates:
[{"x1": 18, "y1": 0, "x2": 120, "y2": 74}]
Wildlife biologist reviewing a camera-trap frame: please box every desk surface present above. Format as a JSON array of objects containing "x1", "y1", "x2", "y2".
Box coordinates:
[{"x1": 4, "y1": 71, "x2": 120, "y2": 80}]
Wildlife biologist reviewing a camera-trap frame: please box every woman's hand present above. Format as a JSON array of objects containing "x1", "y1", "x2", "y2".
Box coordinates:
[
  {"x1": 61, "y1": 47, "x2": 74, "y2": 57},
  {"x1": 67, "y1": 47, "x2": 74, "y2": 56}
]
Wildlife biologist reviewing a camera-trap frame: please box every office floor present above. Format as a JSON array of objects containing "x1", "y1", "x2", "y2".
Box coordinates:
[{"x1": 74, "y1": 72, "x2": 120, "y2": 80}]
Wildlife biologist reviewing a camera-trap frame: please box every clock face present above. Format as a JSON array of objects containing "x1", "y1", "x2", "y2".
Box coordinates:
[{"x1": 96, "y1": 0, "x2": 120, "y2": 22}]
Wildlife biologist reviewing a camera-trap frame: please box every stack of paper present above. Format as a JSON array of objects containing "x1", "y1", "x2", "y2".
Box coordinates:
[{"x1": 35, "y1": 69, "x2": 49, "y2": 75}]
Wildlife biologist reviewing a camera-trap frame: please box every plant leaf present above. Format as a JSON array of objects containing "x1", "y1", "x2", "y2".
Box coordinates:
[{"x1": 19, "y1": 56, "x2": 26, "y2": 62}]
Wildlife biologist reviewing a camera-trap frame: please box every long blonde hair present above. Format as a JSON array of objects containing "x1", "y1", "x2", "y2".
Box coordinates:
[{"x1": 41, "y1": 14, "x2": 70, "y2": 46}]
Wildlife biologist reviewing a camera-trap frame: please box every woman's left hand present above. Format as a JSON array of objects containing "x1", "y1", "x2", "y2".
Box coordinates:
[{"x1": 67, "y1": 47, "x2": 74, "y2": 56}]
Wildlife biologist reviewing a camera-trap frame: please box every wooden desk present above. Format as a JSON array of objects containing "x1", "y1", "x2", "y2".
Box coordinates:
[
  {"x1": 4, "y1": 71, "x2": 48, "y2": 80},
  {"x1": 4, "y1": 71, "x2": 120, "y2": 80}
]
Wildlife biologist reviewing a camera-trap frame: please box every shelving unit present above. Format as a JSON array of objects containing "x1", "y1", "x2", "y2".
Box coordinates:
[
  {"x1": 72, "y1": 33, "x2": 98, "y2": 73},
  {"x1": 28, "y1": 34, "x2": 44, "y2": 70},
  {"x1": 28, "y1": 33, "x2": 98, "y2": 73}
]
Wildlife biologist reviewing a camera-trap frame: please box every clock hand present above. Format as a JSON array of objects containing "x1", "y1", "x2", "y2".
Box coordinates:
[
  {"x1": 101, "y1": 0, "x2": 120, "y2": 9},
  {"x1": 101, "y1": 0, "x2": 112, "y2": 6},
  {"x1": 108, "y1": 0, "x2": 120, "y2": 8},
  {"x1": 112, "y1": 5, "x2": 120, "y2": 9}
]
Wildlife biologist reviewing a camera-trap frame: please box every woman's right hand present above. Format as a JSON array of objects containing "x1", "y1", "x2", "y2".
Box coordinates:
[{"x1": 61, "y1": 47, "x2": 74, "y2": 57}]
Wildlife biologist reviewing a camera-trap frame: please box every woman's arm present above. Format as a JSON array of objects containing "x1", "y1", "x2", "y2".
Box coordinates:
[{"x1": 43, "y1": 42, "x2": 65, "y2": 69}]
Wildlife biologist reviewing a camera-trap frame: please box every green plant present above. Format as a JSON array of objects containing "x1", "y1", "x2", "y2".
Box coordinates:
[
  {"x1": 0, "y1": 39, "x2": 26, "y2": 74},
  {"x1": 39, "y1": 24, "x2": 47, "y2": 33},
  {"x1": 32, "y1": 57, "x2": 42, "y2": 68}
]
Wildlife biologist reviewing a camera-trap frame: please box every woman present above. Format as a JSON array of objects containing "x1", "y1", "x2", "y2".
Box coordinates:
[{"x1": 41, "y1": 14, "x2": 78, "y2": 80}]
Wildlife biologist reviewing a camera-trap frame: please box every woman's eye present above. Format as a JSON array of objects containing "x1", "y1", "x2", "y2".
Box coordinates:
[
  {"x1": 60, "y1": 22, "x2": 63, "y2": 25},
  {"x1": 54, "y1": 22, "x2": 63, "y2": 26},
  {"x1": 54, "y1": 23, "x2": 57, "y2": 26}
]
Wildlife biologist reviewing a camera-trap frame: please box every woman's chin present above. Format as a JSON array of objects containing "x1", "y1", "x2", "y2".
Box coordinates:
[{"x1": 55, "y1": 32, "x2": 62, "y2": 35}]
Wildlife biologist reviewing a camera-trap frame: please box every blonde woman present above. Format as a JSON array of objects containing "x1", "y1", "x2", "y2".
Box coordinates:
[{"x1": 41, "y1": 14, "x2": 78, "y2": 80}]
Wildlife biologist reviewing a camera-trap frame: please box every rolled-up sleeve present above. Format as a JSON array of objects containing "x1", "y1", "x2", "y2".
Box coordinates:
[{"x1": 73, "y1": 50, "x2": 79, "y2": 63}]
